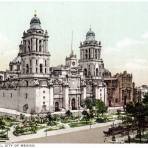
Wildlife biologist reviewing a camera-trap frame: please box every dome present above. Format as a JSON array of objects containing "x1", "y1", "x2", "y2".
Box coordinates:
[
  {"x1": 86, "y1": 28, "x2": 95, "y2": 41},
  {"x1": 30, "y1": 14, "x2": 41, "y2": 29}
]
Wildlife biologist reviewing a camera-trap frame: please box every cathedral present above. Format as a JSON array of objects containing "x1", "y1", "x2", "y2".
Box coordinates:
[{"x1": 0, "y1": 14, "x2": 134, "y2": 114}]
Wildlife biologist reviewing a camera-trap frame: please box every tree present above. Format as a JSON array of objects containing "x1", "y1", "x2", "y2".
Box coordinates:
[
  {"x1": 125, "y1": 100, "x2": 147, "y2": 143},
  {"x1": 143, "y1": 93, "x2": 148, "y2": 105},
  {"x1": 95, "y1": 100, "x2": 107, "y2": 117},
  {"x1": 84, "y1": 98, "x2": 95, "y2": 110},
  {"x1": 29, "y1": 121, "x2": 37, "y2": 133},
  {"x1": 46, "y1": 112, "x2": 54, "y2": 126},
  {"x1": 82, "y1": 110, "x2": 90, "y2": 123},
  {"x1": 0, "y1": 118, "x2": 5, "y2": 131},
  {"x1": 126, "y1": 102, "x2": 135, "y2": 114}
]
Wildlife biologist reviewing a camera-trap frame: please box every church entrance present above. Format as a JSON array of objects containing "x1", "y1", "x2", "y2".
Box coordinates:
[
  {"x1": 71, "y1": 98, "x2": 76, "y2": 110},
  {"x1": 55, "y1": 102, "x2": 60, "y2": 112}
]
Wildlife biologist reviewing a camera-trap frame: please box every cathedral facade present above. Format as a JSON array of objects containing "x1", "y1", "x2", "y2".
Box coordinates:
[{"x1": 0, "y1": 14, "x2": 108, "y2": 114}]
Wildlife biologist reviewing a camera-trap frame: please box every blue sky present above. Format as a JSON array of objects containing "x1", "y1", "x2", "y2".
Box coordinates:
[{"x1": 0, "y1": 1, "x2": 148, "y2": 85}]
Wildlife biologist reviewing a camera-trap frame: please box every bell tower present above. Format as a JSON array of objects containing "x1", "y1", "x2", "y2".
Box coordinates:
[
  {"x1": 19, "y1": 13, "x2": 50, "y2": 77},
  {"x1": 79, "y1": 28, "x2": 104, "y2": 79}
]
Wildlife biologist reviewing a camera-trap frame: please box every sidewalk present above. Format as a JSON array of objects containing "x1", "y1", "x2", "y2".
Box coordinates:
[{"x1": 7, "y1": 120, "x2": 121, "y2": 143}]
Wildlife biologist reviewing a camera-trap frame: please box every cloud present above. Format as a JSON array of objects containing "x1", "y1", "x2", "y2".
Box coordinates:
[
  {"x1": 103, "y1": 32, "x2": 148, "y2": 85},
  {"x1": 141, "y1": 32, "x2": 148, "y2": 39},
  {"x1": 0, "y1": 33, "x2": 17, "y2": 70},
  {"x1": 116, "y1": 38, "x2": 144, "y2": 49},
  {"x1": 124, "y1": 58, "x2": 148, "y2": 70}
]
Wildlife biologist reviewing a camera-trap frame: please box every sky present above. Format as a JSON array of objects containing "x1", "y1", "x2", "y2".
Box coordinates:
[{"x1": 0, "y1": 1, "x2": 148, "y2": 86}]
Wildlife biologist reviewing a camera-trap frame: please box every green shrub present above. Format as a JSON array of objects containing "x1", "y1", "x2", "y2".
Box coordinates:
[
  {"x1": 58, "y1": 124, "x2": 65, "y2": 129},
  {"x1": 69, "y1": 121, "x2": 92, "y2": 128},
  {"x1": 96, "y1": 118, "x2": 106, "y2": 123},
  {"x1": 47, "y1": 121, "x2": 57, "y2": 126}
]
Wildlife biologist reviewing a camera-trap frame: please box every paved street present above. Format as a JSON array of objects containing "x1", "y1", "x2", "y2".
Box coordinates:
[{"x1": 18, "y1": 125, "x2": 110, "y2": 143}]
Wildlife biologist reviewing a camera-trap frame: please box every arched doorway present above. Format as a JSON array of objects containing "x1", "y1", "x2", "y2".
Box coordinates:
[
  {"x1": 42, "y1": 102, "x2": 47, "y2": 112},
  {"x1": 71, "y1": 98, "x2": 76, "y2": 110},
  {"x1": 55, "y1": 102, "x2": 60, "y2": 112},
  {"x1": 23, "y1": 104, "x2": 28, "y2": 113}
]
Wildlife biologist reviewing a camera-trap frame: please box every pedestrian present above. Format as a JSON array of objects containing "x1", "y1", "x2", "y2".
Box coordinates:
[
  {"x1": 128, "y1": 135, "x2": 131, "y2": 143},
  {"x1": 104, "y1": 137, "x2": 106, "y2": 143}
]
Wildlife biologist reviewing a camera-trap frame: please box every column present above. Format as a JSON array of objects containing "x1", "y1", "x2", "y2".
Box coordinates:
[
  {"x1": 36, "y1": 39, "x2": 38, "y2": 52},
  {"x1": 41, "y1": 40, "x2": 44, "y2": 52},
  {"x1": 81, "y1": 84, "x2": 86, "y2": 102},
  {"x1": 26, "y1": 40, "x2": 28, "y2": 52},
  {"x1": 63, "y1": 83, "x2": 69, "y2": 110},
  {"x1": 32, "y1": 58, "x2": 36, "y2": 73},
  {"x1": 91, "y1": 48, "x2": 93, "y2": 59},
  {"x1": 104, "y1": 87, "x2": 108, "y2": 106},
  {"x1": 38, "y1": 39, "x2": 40, "y2": 52},
  {"x1": 80, "y1": 50, "x2": 82, "y2": 60},
  {"x1": 46, "y1": 39, "x2": 48, "y2": 52},
  {"x1": 32, "y1": 38, "x2": 36, "y2": 51},
  {"x1": 94, "y1": 83, "x2": 99, "y2": 99},
  {"x1": 49, "y1": 83, "x2": 54, "y2": 112}
]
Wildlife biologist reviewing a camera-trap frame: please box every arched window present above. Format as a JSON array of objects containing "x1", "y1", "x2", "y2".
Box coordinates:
[
  {"x1": 85, "y1": 50, "x2": 88, "y2": 59},
  {"x1": 89, "y1": 48, "x2": 91, "y2": 59},
  {"x1": 45, "y1": 60, "x2": 47, "y2": 66},
  {"x1": 95, "y1": 49, "x2": 97, "y2": 59},
  {"x1": 96, "y1": 68, "x2": 98, "y2": 76},
  {"x1": 26, "y1": 64, "x2": 29, "y2": 73},
  {"x1": 26, "y1": 81, "x2": 28, "y2": 87},
  {"x1": 84, "y1": 69, "x2": 87, "y2": 77},
  {"x1": 40, "y1": 64, "x2": 43, "y2": 73},
  {"x1": 39, "y1": 40, "x2": 42, "y2": 52},
  {"x1": 28, "y1": 40, "x2": 30, "y2": 52}
]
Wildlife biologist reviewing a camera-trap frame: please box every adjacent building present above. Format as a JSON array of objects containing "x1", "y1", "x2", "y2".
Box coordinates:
[{"x1": 104, "y1": 71, "x2": 134, "y2": 107}]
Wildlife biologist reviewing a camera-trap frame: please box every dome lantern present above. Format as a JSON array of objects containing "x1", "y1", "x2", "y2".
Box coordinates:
[
  {"x1": 30, "y1": 13, "x2": 41, "y2": 30},
  {"x1": 86, "y1": 27, "x2": 95, "y2": 41}
]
